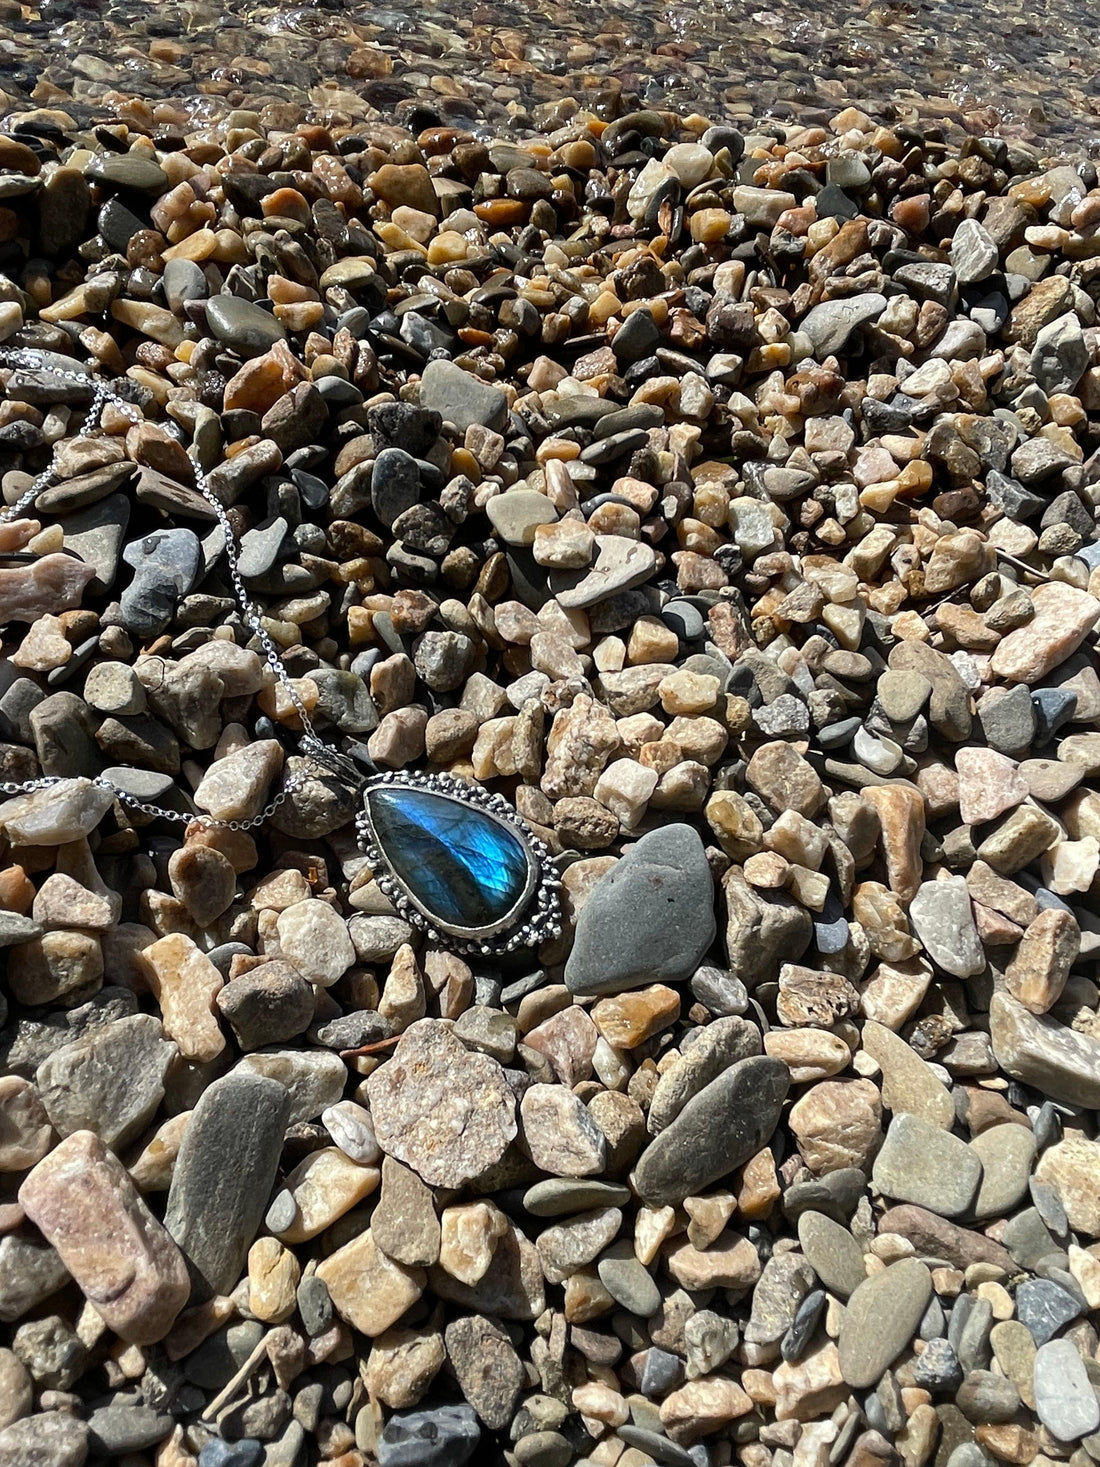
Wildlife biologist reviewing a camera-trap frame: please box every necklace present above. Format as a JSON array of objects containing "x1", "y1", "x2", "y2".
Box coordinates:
[{"x1": 0, "y1": 348, "x2": 561, "y2": 954}]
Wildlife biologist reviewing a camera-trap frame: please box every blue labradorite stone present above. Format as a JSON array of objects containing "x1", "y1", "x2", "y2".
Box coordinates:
[{"x1": 368, "y1": 787, "x2": 532, "y2": 932}]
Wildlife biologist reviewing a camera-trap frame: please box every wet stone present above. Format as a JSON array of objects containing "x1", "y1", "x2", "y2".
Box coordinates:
[{"x1": 205, "y1": 296, "x2": 287, "y2": 357}]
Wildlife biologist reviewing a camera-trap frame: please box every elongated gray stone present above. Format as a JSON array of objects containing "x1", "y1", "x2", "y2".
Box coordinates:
[
  {"x1": 632, "y1": 1055, "x2": 789, "y2": 1205},
  {"x1": 1033, "y1": 1338, "x2": 1100, "y2": 1441},
  {"x1": 164, "y1": 1071, "x2": 290, "y2": 1300},
  {"x1": 796, "y1": 1211, "x2": 866, "y2": 1300},
  {"x1": 838, "y1": 1259, "x2": 932, "y2": 1387}
]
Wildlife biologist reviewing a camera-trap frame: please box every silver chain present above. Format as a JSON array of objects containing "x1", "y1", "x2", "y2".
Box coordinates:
[{"x1": 0, "y1": 347, "x2": 357, "y2": 832}]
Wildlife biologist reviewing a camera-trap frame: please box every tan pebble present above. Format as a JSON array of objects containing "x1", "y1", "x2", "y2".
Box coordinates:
[
  {"x1": 128, "y1": 1112, "x2": 191, "y2": 1192},
  {"x1": 737, "y1": 1147, "x2": 781, "y2": 1219},
  {"x1": 659, "y1": 1375, "x2": 754, "y2": 1444},
  {"x1": 1034, "y1": 1136, "x2": 1100, "y2": 1236},
  {"x1": 437, "y1": 1200, "x2": 509, "y2": 1285},
  {"x1": 139, "y1": 934, "x2": 224, "y2": 1063},
  {"x1": 275, "y1": 1148, "x2": 379, "y2": 1244},
  {"x1": 665, "y1": 1230, "x2": 760, "y2": 1291},
  {"x1": 788, "y1": 1079, "x2": 883, "y2": 1173},
  {"x1": 1005, "y1": 908, "x2": 1080, "y2": 1015},
  {"x1": 316, "y1": 1228, "x2": 424, "y2": 1337},
  {"x1": 763, "y1": 1029, "x2": 851, "y2": 1083},
  {"x1": 683, "y1": 1191, "x2": 736, "y2": 1250},
  {"x1": 773, "y1": 1341, "x2": 848, "y2": 1422},
  {"x1": 246, "y1": 1236, "x2": 299, "y2": 1323},
  {"x1": 634, "y1": 1203, "x2": 676, "y2": 1266},
  {"x1": 276, "y1": 898, "x2": 355, "y2": 986},
  {"x1": 0, "y1": 1075, "x2": 53, "y2": 1171},
  {"x1": 7, "y1": 929, "x2": 102, "y2": 1006},
  {"x1": 362, "y1": 1323, "x2": 446, "y2": 1409}
]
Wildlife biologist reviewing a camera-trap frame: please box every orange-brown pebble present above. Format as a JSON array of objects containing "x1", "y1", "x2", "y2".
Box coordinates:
[{"x1": 591, "y1": 985, "x2": 681, "y2": 1048}]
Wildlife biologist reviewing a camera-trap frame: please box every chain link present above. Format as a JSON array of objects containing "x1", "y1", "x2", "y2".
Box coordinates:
[{"x1": 0, "y1": 347, "x2": 353, "y2": 831}]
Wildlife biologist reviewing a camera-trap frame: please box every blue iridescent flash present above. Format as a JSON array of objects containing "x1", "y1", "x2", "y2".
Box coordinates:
[{"x1": 357, "y1": 771, "x2": 561, "y2": 954}]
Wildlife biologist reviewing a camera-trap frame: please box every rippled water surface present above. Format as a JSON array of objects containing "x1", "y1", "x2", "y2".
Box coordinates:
[{"x1": 2, "y1": 0, "x2": 1100, "y2": 151}]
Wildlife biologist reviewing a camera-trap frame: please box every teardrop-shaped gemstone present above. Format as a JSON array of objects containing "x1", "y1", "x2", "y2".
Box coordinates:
[{"x1": 366, "y1": 785, "x2": 533, "y2": 933}]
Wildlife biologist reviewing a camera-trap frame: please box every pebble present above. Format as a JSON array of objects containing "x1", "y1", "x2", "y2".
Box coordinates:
[
  {"x1": 633, "y1": 1055, "x2": 789, "y2": 1204},
  {"x1": 163, "y1": 1071, "x2": 290, "y2": 1299},
  {"x1": 367, "y1": 1019, "x2": 516, "y2": 1187},
  {"x1": 1032, "y1": 1338, "x2": 1100, "y2": 1441},
  {"x1": 838, "y1": 1259, "x2": 933, "y2": 1388},
  {"x1": 205, "y1": 296, "x2": 286, "y2": 357},
  {"x1": 564, "y1": 824, "x2": 716, "y2": 996},
  {"x1": 19, "y1": 1130, "x2": 188, "y2": 1344},
  {"x1": 871, "y1": 1112, "x2": 984, "y2": 1218},
  {"x1": 796, "y1": 1211, "x2": 867, "y2": 1300},
  {"x1": 376, "y1": 1404, "x2": 480, "y2": 1467}
]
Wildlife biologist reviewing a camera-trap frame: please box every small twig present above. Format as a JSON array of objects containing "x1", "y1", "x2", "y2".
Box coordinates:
[
  {"x1": 339, "y1": 1035, "x2": 402, "y2": 1060},
  {"x1": 200, "y1": 1332, "x2": 272, "y2": 1422}
]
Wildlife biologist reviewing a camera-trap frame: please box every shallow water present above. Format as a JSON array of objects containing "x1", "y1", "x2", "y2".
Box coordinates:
[{"x1": 2, "y1": 0, "x2": 1100, "y2": 152}]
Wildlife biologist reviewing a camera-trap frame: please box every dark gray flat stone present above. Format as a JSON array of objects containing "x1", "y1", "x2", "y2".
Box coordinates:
[{"x1": 164, "y1": 1071, "x2": 290, "y2": 1300}]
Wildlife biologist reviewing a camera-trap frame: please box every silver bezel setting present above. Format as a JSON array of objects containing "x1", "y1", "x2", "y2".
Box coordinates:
[{"x1": 356, "y1": 770, "x2": 562, "y2": 955}]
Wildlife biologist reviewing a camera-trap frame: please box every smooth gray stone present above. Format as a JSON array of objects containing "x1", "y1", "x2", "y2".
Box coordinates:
[
  {"x1": 801, "y1": 292, "x2": 886, "y2": 356},
  {"x1": 164, "y1": 1071, "x2": 290, "y2": 1300},
  {"x1": 86, "y1": 1405, "x2": 175, "y2": 1454},
  {"x1": 35, "y1": 1014, "x2": 175, "y2": 1151},
  {"x1": 1033, "y1": 1338, "x2": 1100, "y2": 1442},
  {"x1": 871, "y1": 1113, "x2": 984, "y2": 1219},
  {"x1": 647, "y1": 1015, "x2": 761, "y2": 1135},
  {"x1": 970, "y1": 1123, "x2": 1037, "y2": 1220},
  {"x1": 85, "y1": 154, "x2": 168, "y2": 193},
  {"x1": 0, "y1": 911, "x2": 43, "y2": 947},
  {"x1": 565, "y1": 824, "x2": 716, "y2": 997},
  {"x1": 523, "y1": 1179, "x2": 631, "y2": 1217},
  {"x1": 597, "y1": 1241, "x2": 661, "y2": 1317},
  {"x1": 632, "y1": 1055, "x2": 789, "y2": 1205},
  {"x1": 0, "y1": 1232, "x2": 69, "y2": 1323},
  {"x1": 615, "y1": 1426, "x2": 696, "y2": 1467},
  {"x1": 163, "y1": 258, "x2": 208, "y2": 313},
  {"x1": 417, "y1": 359, "x2": 507, "y2": 432},
  {"x1": 796, "y1": 1211, "x2": 866, "y2": 1300},
  {"x1": 205, "y1": 296, "x2": 286, "y2": 357},
  {"x1": 838, "y1": 1259, "x2": 933, "y2": 1388},
  {"x1": 183, "y1": 1320, "x2": 265, "y2": 1390}
]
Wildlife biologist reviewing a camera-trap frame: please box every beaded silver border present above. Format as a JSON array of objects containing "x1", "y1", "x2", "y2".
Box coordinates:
[{"x1": 356, "y1": 770, "x2": 562, "y2": 954}]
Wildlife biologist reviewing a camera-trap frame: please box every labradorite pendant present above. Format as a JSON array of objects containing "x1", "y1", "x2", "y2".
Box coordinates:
[{"x1": 356, "y1": 771, "x2": 561, "y2": 954}]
